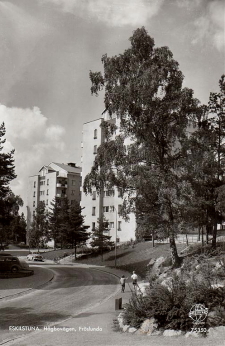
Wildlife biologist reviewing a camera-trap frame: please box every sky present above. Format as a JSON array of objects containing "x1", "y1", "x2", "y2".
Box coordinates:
[{"x1": 0, "y1": 0, "x2": 224, "y2": 215}]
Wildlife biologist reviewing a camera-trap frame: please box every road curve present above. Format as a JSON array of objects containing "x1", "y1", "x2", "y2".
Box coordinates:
[{"x1": 0, "y1": 265, "x2": 119, "y2": 344}]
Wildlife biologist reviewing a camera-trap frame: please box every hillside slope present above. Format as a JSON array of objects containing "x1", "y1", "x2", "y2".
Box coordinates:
[{"x1": 76, "y1": 242, "x2": 186, "y2": 278}]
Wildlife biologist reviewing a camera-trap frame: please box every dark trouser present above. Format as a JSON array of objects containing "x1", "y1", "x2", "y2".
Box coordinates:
[{"x1": 121, "y1": 284, "x2": 125, "y2": 292}]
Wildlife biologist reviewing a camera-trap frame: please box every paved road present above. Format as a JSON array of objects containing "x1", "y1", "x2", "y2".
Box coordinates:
[{"x1": 0, "y1": 265, "x2": 119, "y2": 345}]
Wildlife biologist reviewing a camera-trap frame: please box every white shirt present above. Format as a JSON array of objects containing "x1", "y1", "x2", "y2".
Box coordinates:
[
  {"x1": 131, "y1": 273, "x2": 138, "y2": 280},
  {"x1": 120, "y1": 278, "x2": 126, "y2": 284}
]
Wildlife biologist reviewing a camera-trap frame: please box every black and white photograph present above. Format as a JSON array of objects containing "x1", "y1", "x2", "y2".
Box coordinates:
[{"x1": 0, "y1": 0, "x2": 224, "y2": 345}]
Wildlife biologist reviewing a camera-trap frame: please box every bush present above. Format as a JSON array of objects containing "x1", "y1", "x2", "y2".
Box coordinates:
[
  {"x1": 123, "y1": 293, "x2": 154, "y2": 328},
  {"x1": 123, "y1": 254, "x2": 225, "y2": 332}
]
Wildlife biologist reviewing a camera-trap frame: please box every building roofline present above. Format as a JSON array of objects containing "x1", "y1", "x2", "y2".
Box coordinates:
[{"x1": 83, "y1": 117, "x2": 103, "y2": 125}]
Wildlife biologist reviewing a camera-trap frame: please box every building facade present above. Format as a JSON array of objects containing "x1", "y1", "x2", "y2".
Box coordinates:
[
  {"x1": 81, "y1": 114, "x2": 136, "y2": 244},
  {"x1": 27, "y1": 162, "x2": 82, "y2": 243}
]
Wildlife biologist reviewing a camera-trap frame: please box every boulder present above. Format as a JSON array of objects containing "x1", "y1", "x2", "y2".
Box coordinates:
[
  {"x1": 185, "y1": 331, "x2": 204, "y2": 338},
  {"x1": 128, "y1": 327, "x2": 137, "y2": 333},
  {"x1": 160, "y1": 277, "x2": 173, "y2": 290},
  {"x1": 151, "y1": 256, "x2": 165, "y2": 275},
  {"x1": 147, "y1": 258, "x2": 156, "y2": 267},
  {"x1": 122, "y1": 325, "x2": 130, "y2": 332},
  {"x1": 139, "y1": 318, "x2": 158, "y2": 335},
  {"x1": 138, "y1": 282, "x2": 149, "y2": 296},
  {"x1": 163, "y1": 329, "x2": 182, "y2": 337},
  {"x1": 150, "y1": 329, "x2": 163, "y2": 336},
  {"x1": 117, "y1": 312, "x2": 125, "y2": 328},
  {"x1": 117, "y1": 318, "x2": 124, "y2": 329}
]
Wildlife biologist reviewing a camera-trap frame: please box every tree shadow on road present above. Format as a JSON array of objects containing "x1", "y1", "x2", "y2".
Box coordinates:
[{"x1": 0, "y1": 306, "x2": 70, "y2": 330}]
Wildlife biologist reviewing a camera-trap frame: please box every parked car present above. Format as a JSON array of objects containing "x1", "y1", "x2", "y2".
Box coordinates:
[
  {"x1": 0, "y1": 255, "x2": 30, "y2": 272},
  {"x1": 27, "y1": 253, "x2": 44, "y2": 262},
  {"x1": 0, "y1": 243, "x2": 9, "y2": 250}
]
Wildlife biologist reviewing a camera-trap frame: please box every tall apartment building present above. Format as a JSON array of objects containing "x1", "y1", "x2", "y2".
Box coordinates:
[
  {"x1": 81, "y1": 114, "x2": 136, "y2": 244},
  {"x1": 27, "y1": 162, "x2": 82, "y2": 242}
]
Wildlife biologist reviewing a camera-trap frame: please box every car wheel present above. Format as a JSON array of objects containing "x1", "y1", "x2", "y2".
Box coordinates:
[{"x1": 11, "y1": 266, "x2": 19, "y2": 273}]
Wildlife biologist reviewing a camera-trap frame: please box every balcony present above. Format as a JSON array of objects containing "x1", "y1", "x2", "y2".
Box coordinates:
[
  {"x1": 56, "y1": 183, "x2": 67, "y2": 188},
  {"x1": 57, "y1": 172, "x2": 67, "y2": 178}
]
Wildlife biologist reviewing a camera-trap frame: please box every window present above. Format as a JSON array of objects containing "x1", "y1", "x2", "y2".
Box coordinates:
[
  {"x1": 118, "y1": 221, "x2": 122, "y2": 231},
  {"x1": 33, "y1": 211, "x2": 35, "y2": 216},
  {"x1": 118, "y1": 189, "x2": 123, "y2": 197},
  {"x1": 46, "y1": 200, "x2": 48, "y2": 205},
  {"x1": 92, "y1": 222, "x2": 95, "y2": 230},
  {"x1": 92, "y1": 207, "x2": 96, "y2": 216},
  {"x1": 92, "y1": 191, "x2": 96, "y2": 200},
  {"x1": 33, "y1": 192, "x2": 36, "y2": 197},
  {"x1": 103, "y1": 206, "x2": 109, "y2": 212},
  {"x1": 109, "y1": 222, "x2": 114, "y2": 229},
  {"x1": 93, "y1": 145, "x2": 97, "y2": 154},
  {"x1": 118, "y1": 205, "x2": 122, "y2": 215},
  {"x1": 47, "y1": 190, "x2": 49, "y2": 196},
  {"x1": 94, "y1": 129, "x2": 97, "y2": 139},
  {"x1": 104, "y1": 221, "x2": 109, "y2": 229},
  {"x1": 71, "y1": 190, "x2": 76, "y2": 195},
  {"x1": 110, "y1": 206, "x2": 114, "y2": 212},
  {"x1": 33, "y1": 201, "x2": 35, "y2": 207},
  {"x1": 47, "y1": 179, "x2": 49, "y2": 185},
  {"x1": 72, "y1": 180, "x2": 76, "y2": 186},
  {"x1": 34, "y1": 182, "x2": 36, "y2": 188}
]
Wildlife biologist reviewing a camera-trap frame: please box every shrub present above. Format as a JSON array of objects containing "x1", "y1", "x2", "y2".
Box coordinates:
[
  {"x1": 123, "y1": 293, "x2": 154, "y2": 328},
  {"x1": 123, "y1": 258, "x2": 225, "y2": 332}
]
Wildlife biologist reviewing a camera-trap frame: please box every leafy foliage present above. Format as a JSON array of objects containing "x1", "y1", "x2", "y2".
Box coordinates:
[
  {"x1": 124, "y1": 265, "x2": 225, "y2": 331},
  {"x1": 90, "y1": 217, "x2": 114, "y2": 260},
  {"x1": 29, "y1": 201, "x2": 49, "y2": 249},
  {"x1": 84, "y1": 27, "x2": 204, "y2": 266},
  {"x1": 0, "y1": 123, "x2": 17, "y2": 244},
  {"x1": 0, "y1": 123, "x2": 16, "y2": 199}
]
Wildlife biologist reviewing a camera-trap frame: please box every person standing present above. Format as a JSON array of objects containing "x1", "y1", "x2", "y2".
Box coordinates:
[
  {"x1": 120, "y1": 275, "x2": 128, "y2": 293},
  {"x1": 131, "y1": 271, "x2": 138, "y2": 290}
]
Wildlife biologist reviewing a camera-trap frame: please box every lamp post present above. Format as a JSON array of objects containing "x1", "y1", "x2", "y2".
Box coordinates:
[{"x1": 114, "y1": 206, "x2": 118, "y2": 268}]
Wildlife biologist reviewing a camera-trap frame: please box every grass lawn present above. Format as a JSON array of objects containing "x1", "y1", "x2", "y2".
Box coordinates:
[
  {"x1": 41, "y1": 248, "x2": 75, "y2": 260},
  {"x1": 76, "y1": 241, "x2": 186, "y2": 278}
]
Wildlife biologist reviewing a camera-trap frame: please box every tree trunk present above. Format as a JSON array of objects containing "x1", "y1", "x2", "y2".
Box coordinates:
[
  {"x1": 212, "y1": 220, "x2": 217, "y2": 250},
  {"x1": 198, "y1": 226, "x2": 201, "y2": 241},
  {"x1": 101, "y1": 245, "x2": 103, "y2": 261},
  {"x1": 201, "y1": 226, "x2": 204, "y2": 247},
  {"x1": 185, "y1": 234, "x2": 189, "y2": 246},
  {"x1": 170, "y1": 235, "x2": 182, "y2": 268},
  {"x1": 74, "y1": 240, "x2": 77, "y2": 260},
  {"x1": 206, "y1": 225, "x2": 209, "y2": 244},
  {"x1": 152, "y1": 229, "x2": 155, "y2": 248}
]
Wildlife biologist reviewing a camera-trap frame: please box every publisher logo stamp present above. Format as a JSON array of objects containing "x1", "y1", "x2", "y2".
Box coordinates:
[{"x1": 189, "y1": 304, "x2": 208, "y2": 325}]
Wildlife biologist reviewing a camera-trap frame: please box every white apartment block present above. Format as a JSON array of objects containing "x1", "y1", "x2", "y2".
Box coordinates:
[
  {"x1": 81, "y1": 114, "x2": 136, "y2": 244},
  {"x1": 27, "y1": 162, "x2": 82, "y2": 241}
]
